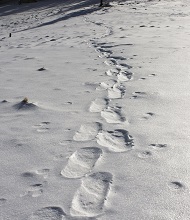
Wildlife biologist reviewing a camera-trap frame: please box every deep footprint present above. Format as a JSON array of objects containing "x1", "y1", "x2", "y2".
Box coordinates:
[
  {"x1": 97, "y1": 129, "x2": 133, "y2": 152},
  {"x1": 106, "y1": 68, "x2": 119, "y2": 77},
  {"x1": 96, "y1": 79, "x2": 116, "y2": 91},
  {"x1": 70, "y1": 172, "x2": 112, "y2": 217},
  {"x1": 61, "y1": 147, "x2": 102, "y2": 178},
  {"x1": 108, "y1": 83, "x2": 125, "y2": 99},
  {"x1": 95, "y1": 47, "x2": 113, "y2": 55},
  {"x1": 117, "y1": 70, "x2": 133, "y2": 81},
  {"x1": 73, "y1": 122, "x2": 102, "y2": 141},
  {"x1": 101, "y1": 106, "x2": 126, "y2": 124},
  {"x1": 104, "y1": 59, "x2": 117, "y2": 66},
  {"x1": 89, "y1": 98, "x2": 109, "y2": 113},
  {"x1": 29, "y1": 206, "x2": 66, "y2": 220},
  {"x1": 21, "y1": 184, "x2": 43, "y2": 198}
]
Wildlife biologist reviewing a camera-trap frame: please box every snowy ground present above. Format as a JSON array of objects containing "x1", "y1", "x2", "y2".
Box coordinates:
[{"x1": 1, "y1": 0, "x2": 190, "y2": 219}]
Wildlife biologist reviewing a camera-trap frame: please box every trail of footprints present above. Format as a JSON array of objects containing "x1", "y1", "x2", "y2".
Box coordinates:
[
  {"x1": 27, "y1": 12, "x2": 181, "y2": 220},
  {"x1": 59, "y1": 17, "x2": 136, "y2": 218},
  {"x1": 55, "y1": 17, "x2": 134, "y2": 218}
]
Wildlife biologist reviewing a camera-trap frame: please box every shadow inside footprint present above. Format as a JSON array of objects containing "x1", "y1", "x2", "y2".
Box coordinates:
[
  {"x1": 168, "y1": 181, "x2": 186, "y2": 191},
  {"x1": 108, "y1": 83, "x2": 126, "y2": 99},
  {"x1": 29, "y1": 206, "x2": 66, "y2": 220},
  {"x1": 70, "y1": 172, "x2": 112, "y2": 217},
  {"x1": 117, "y1": 70, "x2": 133, "y2": 81},
  {"x1": 149, "y1": 144, "x2": 167, "y2": 149},
  {"x1": 137, "y1": 151, "x2": 152, "y2": 159},
  {"x1": 21, "y1": 171, "x2": 36, "y2": 178},
  {"x1": 142, "y1": 112, "x2": 155, "y2": 120},
  {"x1": 37, "y1": 67, "x2": 46, "y2": 71},
  {"x1": 89, "y1": 98, "x2": 109, "y2": 113},
  {"x1": 97, "y1": 129, "x2": 133, "y2": 152},
  {"x1": 61, "y1": 147, "x2": 102, "y2": 178},
  {"x1": 101, "y1": 106, "x2": 126, "y2": 124},
  {"x1": 73, "y1": 122, "x2": 102, "y2": 141},
  {"x1": 131, "y1": 92, "x2": 147, "y2": 99},
  {"x1": 22, "y1": 184, "x2": 43, "y2": 198}
]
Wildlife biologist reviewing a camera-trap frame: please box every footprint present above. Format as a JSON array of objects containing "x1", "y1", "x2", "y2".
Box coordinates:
[
  {"x1": 29, "y1": 206, "x2": 66, "y2": 220},
  {"x1": 59, "y1": 140, "x2": 72, "y2": 146},
  {"x1": 108, "y1": 83, "x2": 125, "y2": 99},
  {"x1": 101, "y1": 106, "x2": 125, "y2": 124},
  {"x1": 117, "y1": 63, "x2": 132, "y2": 69},
  {"x1": 142, "y1": 112, "x2": 155, "y2": 120},
  {"x1": 64, "y1": 101, "x2": 72, "y2": 105},
  {"x1": 117, "y1": 70, "x2": 133, "y2": 81},
  {"x1": 84, "y1": 82, "x2": 100, "y2": 90},
  {"x1": 96, "y1": 80, "x2": 116, "y2": 91},
  {"x1": 89, "y1": 98, "x2": 109, "y2": 113},
  {"x1": 41, "y1": 122, "x2": 50, "y2": 125},
  {"x1": 137, "y1": 151, "x2": 152, "y2": 159},
  {"x1": 37, "y1": 67, "x2": 46, "y2": 71},
  {"x1": 70, "y1": 172, "x2": 112, "y2": 217},
  {"x1": 109, "y1": 56, "x2": 126, "y2": 61},
  {"x1": 98, "y1": 52, "x2": 111, "y2": 58},
  {"x1": 168, "y1": 181, "x2": 186, "y2": 191},
  {"x1": 73, "y1": 122, "x2": 102, "y2": 141},
  {"x1": 104, "y1": 59, "x2": 117, "y2": 66},
  {"x1": 146, "y1": 112, "x2": 155, "y2": 116},
  {"x1": 149, "y1": 144, "x2": 167, "y2": 149},
  {"x1": 0, "y1": 198, "x2": 6, "y2": 206},
  {"x1": 148, "y1": 73, "x2": 156, "y2": 77},
  {"x1": 61, "y1": 147, "x2": 102, "y2": 178},
  {"x1": 133, "y1": 92, "x2": 147, "y2": 95},
  {"x1": 131, "y1": 91, "x2": 147, "y2": 99},
  {"x1": 21, "y1": 169, "x2": 49, "y2": 180},
  {"x1": 37, "y1": 127, "x2": 49, "y2": 133},
  {"x1": 106, "y1": 68, "x2": 119, "y2": 77},
  {"x1": 36, "y1": 169, "x2": 50, "y2": 178},
  {"x1": 101, "y1": 45, "x2": 113, "y2": 49},
  {"x1": 97, "y1": 129, "x2": 133, "y2": 152},
  {"x1": 21, "y1": 171, "x2": 36, "y2": 178},
  {"x1": 95, "y1": 47, "x2": 112, "y2": 56},
  {"x1": 34, "y1": 122, "x2": 51, "y2": 133},
  {"x1": 21, "y1": 184, "x2": 43, "y2": 198}
]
